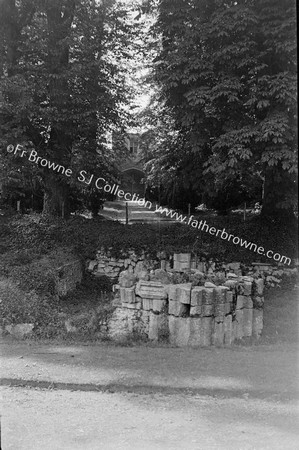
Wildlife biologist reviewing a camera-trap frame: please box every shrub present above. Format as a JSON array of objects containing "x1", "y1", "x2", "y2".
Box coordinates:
[{"x1": 0, "y1": 278, "x2": 60, "y2": 333}]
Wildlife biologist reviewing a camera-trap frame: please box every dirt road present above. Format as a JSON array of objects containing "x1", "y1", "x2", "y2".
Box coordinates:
[{"x1": 1, "y1": 338, "x2": 298, "y2": 449}]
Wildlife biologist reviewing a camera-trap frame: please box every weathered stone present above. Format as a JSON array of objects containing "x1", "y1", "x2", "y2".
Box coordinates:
[
  {"x1": 135, "y1": 280, "x2": 167, "y2": 299},
  {"x1": 168, "y1": 316, "x2": 190, "y2": 346},
  {"x1": 204, "y1": 281, "x2": 217, "y2": 288},
  {"x1": 142, "y1": 298, "x2": 153, "y2": 311},
  {"x1": 148, "y1": 312, "x2": 168, "y2": 341},
  {"x1": 108, "y1": 261, "x2": 119, "y2": 267},
  {"x1": 119, "y1": 270, "x2": 137, "y2": 288},
  {"x1": 190, "y1": 305, "x2": 202, "y2": 317},
  {"x1": 242, "y1": 276, "x2": 254, "y2": 282},
  {"x1": 224, "y1": 302, "x2": 232, "y2": 315},
  {"x1": 253, "y1": 296, "x2": 264, "y2": 309},
  {"x1": 167, "y1": 284, "x2": 178, "y2": 300},
  {"x1": 201, "y1": 317, "x2": 213, "y2": 346},
  {"x1": 190, "y1": 270, "x2": 205, "y2": 281},
  {"x1": 224, "y1": 315, "x2": 233, "y2": 345},
  {"x1": 151, "y1": 269, "x2": 172, "y2": 285},
  {"x1": 232, "y1": 319, "x2": 237, "y2": 342},
  {"x1": 160, "y1": 260, "x2": 166, "y2": 270},
  {"x1": 214, "y1": 286, "x2": 228, "y2": 304},
  {"x1": 252, "y1": 263, "x2": 273, "y2": 273},
  {"x1": 168, "y1": 301, "x2": 189, "y2": 317},
  {"x1": 191, "y1": 286, "x2": 204, "y2": 306},
  {"x1": 196, "y1": 262, "x2": 206, "y2": 273},
  {"x1": 88, "y1": 260, "x2": 98, "y2": 271},
  {"x1": 165, "y1": 261, "x2": 172, "y2": 271},
  {"x1": 236, "y1": 295, "x2": 246, "y2": 310},
  {"x1": 224, "y1": 279, "x2": 239, "y2": 290},
  {"x1": 201, "y1": 304, "x2": 214, "y2": 317},
  {"x1": 252, "y1": 309, "x2": 263, "y2": 338},
  {"x1": 226, "y1": 291, "x2": 234, "y2": 302},
  {"x1": 139, "y1": 310, "x2": 150, "y2": 336},
  {"x1": 243, "y1": 296, "x2": 253, "y2": 309},
  {"x1": 227, "y1": 272, "x2": 238, "y2": 279},
  {"x1": 214, "y1": 303, "x2": 225, "y2": 321},
  {"x1": 168, "y1": 300, "x2": 179, "y2": 316},
  {"x1": 107, "y1": 307, "x2": 132, "y2": 339},
  {"x1": 239, "y1": 281, "x2": 253, "y2": 296},
  {"x1": 213, "y1": 321, "x2": 224, "y2": 346},
  {"x1": 190, "y1": 260, "x2": 197, "y2": 270},
  {"x1": 120, "y1": 287, "x2": 136, "y2": 303},
  {"x1": 112, "y1": 297, "x2": 121, "y2": 307},
  {"x1": 253, "y1": 278, "x2": 264, "y2": 296},
  {"x1": 228, "y1": 262, "x2": 241, "y2": 271},
  {"x1": 173, "y1": 253, "x2": 191, "y2": 271},
  {"x1": 122, "y1": 301, "x2": 142, "y2": 310},
  {"x1": 235, "y1": 309, "x2": 244, "y2": 338},
  {"x1": 137, "y1": 270, "x2": 150, "y2": 281},
  {"x1": 188, "y1": 318, "x2": 202, "y2": 346},
  {"x1": 117, "y1": 259, "x2": 125, "y2": 265},
  {"x1": 243, "y1": 308, "x2": 253, "y2": 336},
  {"x1": 5, "y1": 323, "x2": 34, "y2": 338},
  {"x1": 203, "y1": 288, "x2": 214, "y2": 305},
  {"x1": 124, "y1": 258, "x2": 130, "y2": 269},
  {"x1": 177, "y1": 284, "x2": 192, "y2": 304},
  {"x1": 152, "y1": 299, "x2": 167, "y2": 313},
  {"x1": 134, "y1": 261, "x2": 150, "y2": 281}
]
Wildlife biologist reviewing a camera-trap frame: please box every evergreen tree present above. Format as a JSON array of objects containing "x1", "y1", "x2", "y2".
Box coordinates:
[
  {"x1": 152, "y1": 0, "x2": 297, "y2": 217},
  {"x1": 0, "y1": 0, "x2": 137, "y2": 216}
]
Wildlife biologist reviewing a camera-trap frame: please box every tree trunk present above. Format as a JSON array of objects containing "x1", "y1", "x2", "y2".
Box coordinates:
[
  {"x1": 43, "y1": 176, "x2": 70, "y2": 219},
  {"x1": 41, "y1": 0, "x2": 75, "y2": 218}
]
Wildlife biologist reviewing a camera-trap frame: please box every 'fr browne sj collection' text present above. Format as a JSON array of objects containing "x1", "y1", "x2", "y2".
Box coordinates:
[{"x1": 6, "y1": 143, "x2": 142, "y2": 201}]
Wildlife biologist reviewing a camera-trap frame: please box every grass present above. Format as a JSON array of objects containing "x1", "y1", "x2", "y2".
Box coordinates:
[{"x1": 0, "y1": 210, "x2": 297, "y2": 267}]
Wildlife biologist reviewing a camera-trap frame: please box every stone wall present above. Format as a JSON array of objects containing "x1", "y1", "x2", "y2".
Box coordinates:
[
  {"x1": 87, "y1": 249, "x2": 297, "y2": 287},
  {"x1": 86, "y1": 249, "x2": 297, "y2": 346},
  {"x1": 108, "y1": 272, "x2": 264, "y2": 346}
]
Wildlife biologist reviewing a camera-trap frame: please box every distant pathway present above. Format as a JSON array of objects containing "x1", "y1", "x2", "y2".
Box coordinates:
[{"x1": 101, "y1": 200, "x2": 176, "y2": 224}]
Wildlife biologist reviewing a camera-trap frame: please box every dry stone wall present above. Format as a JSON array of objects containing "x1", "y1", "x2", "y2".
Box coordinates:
[
  {"x1": 87, "y1": 249, "x2": 296, "y2": 287},
  {"x1": 108, "y1": 272, "x2": 265, "y2": 346},
  {"x1": 85, "y1": 249, "x2": 297, "y2": 346}
]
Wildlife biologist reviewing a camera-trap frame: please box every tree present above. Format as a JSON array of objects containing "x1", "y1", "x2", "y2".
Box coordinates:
[
  {"x1": 0, "y1": 0, "x2": 137, "y2": 217},
  {"x1": 152, "y1": 0, "x2": 297, "y2": 218}
]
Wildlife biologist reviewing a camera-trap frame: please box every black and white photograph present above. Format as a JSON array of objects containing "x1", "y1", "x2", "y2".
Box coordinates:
[{"x1": 0, "y1": 0, "x2": 298, "y2": 448}]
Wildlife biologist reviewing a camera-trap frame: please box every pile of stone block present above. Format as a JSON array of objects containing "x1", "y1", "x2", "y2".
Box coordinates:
[
  {"x1": 85, "y1": 248, "x2": 297, "y2": 345},
  {"x1": 107, "y1": 271, "x2": 265, "y2": 347}
]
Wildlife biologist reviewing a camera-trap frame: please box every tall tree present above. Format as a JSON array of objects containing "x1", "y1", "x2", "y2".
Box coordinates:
[
  {"x1": 0, "y1": 0, "x2": 136, "y2": 216},
  {"x1": 152, "y1": 0, "x2": 297, "y2": 218}
]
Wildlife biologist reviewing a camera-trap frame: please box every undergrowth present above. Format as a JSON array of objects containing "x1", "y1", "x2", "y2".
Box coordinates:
[{"x1": 0, "y1": 211, "x2": 297, "y2": 267}]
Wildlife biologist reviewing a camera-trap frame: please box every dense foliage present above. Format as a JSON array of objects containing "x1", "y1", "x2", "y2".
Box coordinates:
[
  {"x1": 146, "y1": 0, "x2": 297, "y2": 216},
  {"x1": 0, "y1": 211, "x2": 297, "y2": 272},
  {"x1": 0, "y1": 0, "x2": 139, "y2": 216}
]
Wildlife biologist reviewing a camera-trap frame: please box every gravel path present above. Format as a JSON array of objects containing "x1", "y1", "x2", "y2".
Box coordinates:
[{"x1": 1, "y1": 338, "x2": 298, "y2": 449}]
